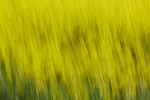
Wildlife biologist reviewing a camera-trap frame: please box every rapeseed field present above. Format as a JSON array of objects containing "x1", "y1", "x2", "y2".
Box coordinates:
[{"x1": 0, "y1": 0, "x2": 150, "y2": 99}]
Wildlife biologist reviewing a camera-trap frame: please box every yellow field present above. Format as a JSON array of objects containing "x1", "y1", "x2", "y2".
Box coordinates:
[{"x1": 0, "y1": 0, "x2": 150, "y2": 99}]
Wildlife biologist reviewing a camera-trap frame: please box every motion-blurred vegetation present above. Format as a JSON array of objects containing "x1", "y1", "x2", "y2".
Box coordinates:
[{"x1": 0, "y1": 0, "x2": 150, "y2": 100}]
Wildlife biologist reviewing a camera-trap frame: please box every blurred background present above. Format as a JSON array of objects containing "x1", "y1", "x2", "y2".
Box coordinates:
[{"x1": 0, "y1": 0, "x2": 150, "y2": 99}]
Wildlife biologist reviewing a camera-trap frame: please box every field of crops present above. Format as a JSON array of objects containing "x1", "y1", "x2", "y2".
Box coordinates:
[{"x1": 0, "y1": 0, "x2": 150, "y2": 100}]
